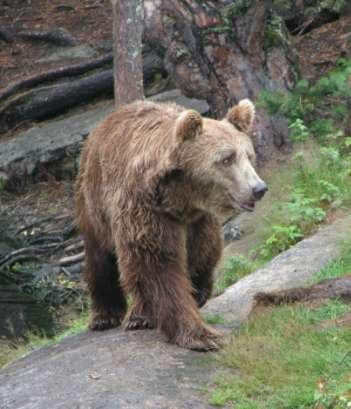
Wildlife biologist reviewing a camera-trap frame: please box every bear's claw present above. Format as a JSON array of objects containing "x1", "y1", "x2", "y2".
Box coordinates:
[
  {"x1": 89, "y1": 314, "x2": 122, "y2": 331},
  {"x1": 124, "y1": 315, "x2": 154, "y2": 330},
  {"x1": 175, "y1": 325, "x2": 223, "y2": 351}
]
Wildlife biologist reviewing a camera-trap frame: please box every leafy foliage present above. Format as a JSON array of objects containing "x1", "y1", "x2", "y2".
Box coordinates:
[
  {"x1": 258, "y1": 58, "x2": 351, "y2": 143},
  {"x1": 254, "y1": 60, "x2": 351, "y2": 262},
  {"x1": 257, "y1": 224, "x2": 303, "y2": 260}
]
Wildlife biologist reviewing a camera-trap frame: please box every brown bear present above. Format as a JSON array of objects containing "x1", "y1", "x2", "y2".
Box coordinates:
[{"x1": 75, "y1": 99, "x2": 267, "y2": 351}]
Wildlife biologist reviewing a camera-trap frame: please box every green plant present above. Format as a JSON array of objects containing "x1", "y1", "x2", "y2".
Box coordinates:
[
  {"x1": 0, "y1": 311, "x2": 89, "y2": 369},
  {"x1": 258, "y1": 58, "x2": 351, "y2": 142},
  {"x1": 205, "y1": 314, "x2": 227, "y2": 325},
  {"x1": 264, "y1": 13, "x2": 286, "y2": 49},
  {"x1": 252, "y1": 61, "x2": 351, "y2": 265},
  {"x1": 215, "y1": 255, "x2": 255, "y2": 294},
  {"x1": 287, "y1": 194, "x2": 326, "y2": 225},
  {"x1": 257, "y1": 224, "x2": 303, "y2": 260},
  {"x1": 288, "y1": 118, "x2": 309, "y2": 142}
]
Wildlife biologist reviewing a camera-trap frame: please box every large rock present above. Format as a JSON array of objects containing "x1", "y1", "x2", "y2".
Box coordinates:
[
  {"x1": 0, "y1": 102, "x2": 113, "y2": 188},
  {"x1": 1, "y1": 330, "x2": 216, "y2": 409},
  {"x1": 1, "y1": 216, "x2": 350, "y2": 409},
  {"x1": 0, "y1": 90, "x2": 209, "y2": 189},
  {"x1": 203, "y1": 215, "x2": 351, "y2": 322}
]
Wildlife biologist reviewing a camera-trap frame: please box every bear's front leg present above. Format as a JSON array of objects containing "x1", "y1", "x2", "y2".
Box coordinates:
[
  {"x1": 116, "y1": 221, "x2": 222, "y2": 351},
  {"x1": 123, "y1": 293, "x2": 155, "y2": 330}
]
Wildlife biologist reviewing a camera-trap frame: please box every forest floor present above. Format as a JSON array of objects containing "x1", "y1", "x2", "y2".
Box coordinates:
[{"x1": 0, "y1": 0, "x2": 112, "y2": 88}]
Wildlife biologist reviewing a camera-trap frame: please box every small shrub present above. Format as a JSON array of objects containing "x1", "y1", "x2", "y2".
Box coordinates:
[
  {"x1": 288, "y1": 118, "x2": 309, "y2": 142},
  {"x1": 257, "y1": 224, "x2": 303, "y2": 261},
  {"x1": 258, "y1": 58, "x2": 351, "y2": 141}
]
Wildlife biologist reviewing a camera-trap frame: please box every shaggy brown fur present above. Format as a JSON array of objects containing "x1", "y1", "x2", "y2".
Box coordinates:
[{"x1": 75, "y1": 99, "x2": 266, "y2": 350}]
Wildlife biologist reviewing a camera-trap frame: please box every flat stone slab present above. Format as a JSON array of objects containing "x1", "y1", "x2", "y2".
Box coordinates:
[
  {"x1": 0, "y1": 330, "x2": 215, "y2": 409},
  {"x1": 1, "y1": 216, "x2": 350, "y2": 409},
  {"x1": 203, "y1": 215, "x2": 351, "y2": 323},
  {"x1": 0, "y1": 90, "x2": 209, "y2": 188}
]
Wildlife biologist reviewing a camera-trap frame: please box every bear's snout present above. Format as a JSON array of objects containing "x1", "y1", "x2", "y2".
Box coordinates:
[{"x1": 252, "y1": 181, "x2": 268, "y2": 200}]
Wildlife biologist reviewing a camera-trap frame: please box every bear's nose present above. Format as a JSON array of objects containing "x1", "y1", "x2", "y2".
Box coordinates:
[{"x1": 253, "y1": 182, "x2": 268, "y2": 200}]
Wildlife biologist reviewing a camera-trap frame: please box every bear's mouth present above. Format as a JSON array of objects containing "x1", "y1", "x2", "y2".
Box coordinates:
[
  {"x1": 228, "y1": 193, "x2": 255, "y2": 212},
  {"x1": 239, "y1": 201, "x2": 255, "y2": 212}
]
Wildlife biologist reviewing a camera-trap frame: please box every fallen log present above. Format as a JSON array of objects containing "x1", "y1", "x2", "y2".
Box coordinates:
[
  {"x1": 0, "y1": 70, "x2": 114, "y2": 132},
  {"x1": 17, "y1": 28, "x2": 77, "y2": 46},
  {"x1": 0, "y1": 53, "x2": 113, "y2": 103},
  {"x1": 255, "y1": 275, "x2": 351, "y2": 305},
  {"x1": 0, "y1": 51, "x2": 166, "y2": 133}
]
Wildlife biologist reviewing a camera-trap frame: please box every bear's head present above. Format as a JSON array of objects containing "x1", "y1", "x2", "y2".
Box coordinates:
[{"x1": 170, "y1": 99, "x2": 267, "y2": 219}]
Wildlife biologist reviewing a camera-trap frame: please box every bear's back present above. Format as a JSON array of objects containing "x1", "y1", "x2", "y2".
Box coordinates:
[{"x1": 80, "y1": 101, "x2": 184, "y2": 192}]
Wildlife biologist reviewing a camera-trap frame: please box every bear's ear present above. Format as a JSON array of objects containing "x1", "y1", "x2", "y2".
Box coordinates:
[
  {"x1": 173, "y1": 110, "x2": 203, "y2": 144},
  {"x1": 226, "y1": 99, "x2": 255, "y2": 133}
]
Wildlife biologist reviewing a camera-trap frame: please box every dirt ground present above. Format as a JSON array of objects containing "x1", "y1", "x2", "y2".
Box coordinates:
[
  {"x1": 0, "y1": 0, "x2": 113, "y2": 89},
  {"x1": 1, "y1": 1, "x2": 350, "y2": 92}
]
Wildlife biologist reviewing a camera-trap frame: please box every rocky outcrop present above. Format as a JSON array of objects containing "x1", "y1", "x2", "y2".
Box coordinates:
[{"x1": 144, "y1": 0, "x2": 298, "y2": 160}]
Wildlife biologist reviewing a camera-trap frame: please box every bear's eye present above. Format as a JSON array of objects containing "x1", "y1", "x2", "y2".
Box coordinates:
[{"x1": 221, "y1": 152, "x2": 236, "y2": 167}]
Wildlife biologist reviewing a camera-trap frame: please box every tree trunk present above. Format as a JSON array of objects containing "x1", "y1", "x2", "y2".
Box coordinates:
[{"x1": 111, "y1": 0, "x2": 144, "y2": 108}]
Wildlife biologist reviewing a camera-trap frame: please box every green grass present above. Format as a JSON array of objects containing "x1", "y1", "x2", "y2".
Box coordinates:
[
  {"x1": 312, "y1": 249, "x2": 351, "y2": 284},
  {"x1": 215, "y1": 255, "x2": 257, "y2": 294},
  {"x1": 247, "y1": 59, "x2": 351, "y2": 265},
  {"x1": 0, "y1": 311, "x2": 89, "y2": 368},
  {"x1": 209, "y1": 300, "x2": 351, "y2": 409},
  {"x1": 254, "y1": 146, "x2": 351, "y2": 262},
  {"x1": 211, "y1": 249, "x2": 351, "y2": 408},
  {"x1": 205, "y1": 314, "x2": 228, "y2": 325}
]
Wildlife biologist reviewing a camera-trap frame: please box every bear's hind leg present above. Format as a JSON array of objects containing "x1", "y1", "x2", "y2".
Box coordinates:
[
  {"x1": 187, "y1": 214, "x2": 223, "y2": 307},
  {"x1": 84, "y1": 232, "x2": 127, "y2": 331}
]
